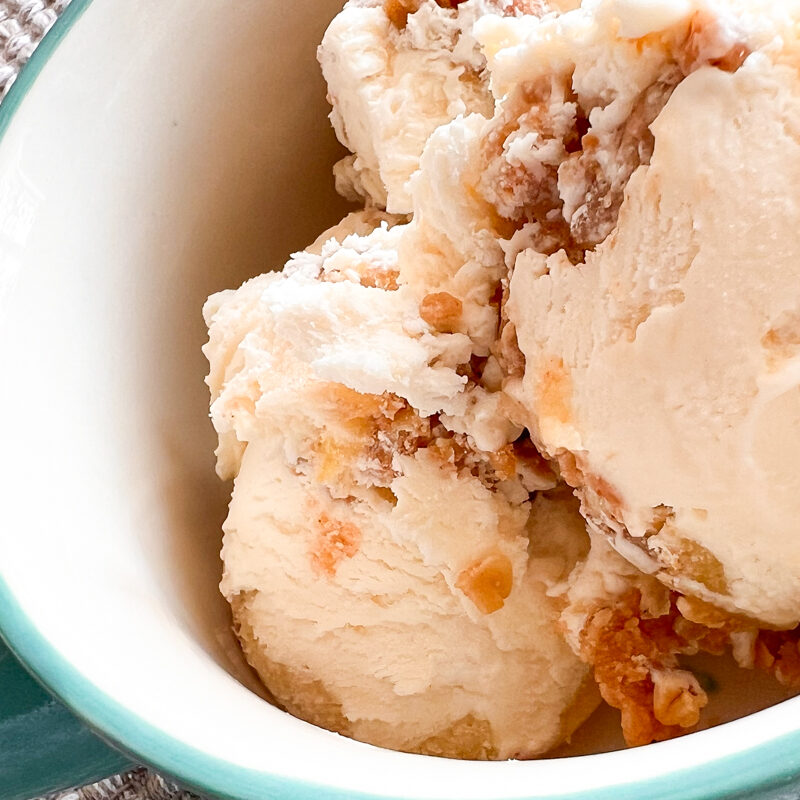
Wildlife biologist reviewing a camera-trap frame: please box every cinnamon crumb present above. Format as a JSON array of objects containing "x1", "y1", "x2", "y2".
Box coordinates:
[
  {"x1": 420, "y1": 292, "x2": 463, "y2": 333},
  {"x1": 487, "y1": 444, "x2": 516, "y2": 481},
  {"x1": 651, "y1": 669, "x2": 707, "y2": 728},
  {"x1": 360, "y1": 267, "x2": 400, "y2": 291},
  {"x1": 755, "y1": 629, "x2": 800, "y2": 688},
  {"x1": 456, "y1": 552, "x2": 514, "y2": 614},
  {"x1": 383, "y1": 0, "x2": 420, "y2": 28},
  {"x1": 384, "y1": 0, "x2": 468, "y2": 28},
  {"x1": 310, "y1": 513, "x2": 362, "y2": 577},
  {"x1": 580, "y1": 593, "x2": 699, "y2": 746}
]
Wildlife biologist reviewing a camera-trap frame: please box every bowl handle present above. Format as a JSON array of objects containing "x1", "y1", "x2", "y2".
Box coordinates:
[{"x1": 0, "y1": 641, "x2": 132, "y2": 800}]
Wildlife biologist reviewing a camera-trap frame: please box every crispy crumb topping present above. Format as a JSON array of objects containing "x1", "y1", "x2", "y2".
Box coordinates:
[
  {"x1": 310, "y1": 512, "x2": 363, "y2": 576},
  {"x1": 478, "y1": 16, "x2": 751, "y2": 271},
  {"x1": 420, "y1": 291, "x2": 464, "y2": 333},
  {"x1": 456, "y1": 552, "x2": 514, "y2": 614},
  {"x1": 579, "y1": 589, "x2": 800, "y2": 746}
]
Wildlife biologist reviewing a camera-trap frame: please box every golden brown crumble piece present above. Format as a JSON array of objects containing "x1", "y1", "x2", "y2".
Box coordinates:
[
  {"x1": 384, "y1": 0, "x2": 421, "y2": 28},
  {"x1": 479, "y1": 80, "x2": 582, "y2": 260},
  {"x1": 310, "y1": 385, "x2": 426, "y2": 489},
  {"x1": 562, "y1": 74, "x2": 681, "y2": 251},
  {"x1": 309, "y1": 382, "x2": 532, "y2": 494},
  {"x1": 646, "y1": 505, "x2": 674, "y2": 536},
  {"x1": 319, "y1": 262, "x2": 400, "y2": 291},
  {"x1": 426, "y1": 428, "x2": 531, "y2": 490},
  {"x1": 419, "y1": 292, "x2": 463, "y2": 333},
  {"x1": 384, "y1": 0, "x2": 471, "y2": 29},
  {"x1": 478, "y1": 17, "x2": 753, "y2": 267},
  {"x1": 580, "y1": 592, "x2": 705, "y2": 746},
  {"x1": 310, "y1": 513, "x2": 362, "y2": 576},
  {"x1": 366, "y1": 405, "x2": 434, "y2": 484},
  {"x1": 360, "y1": 266, "x2": 400, "y2": 291},
  {"x1": 651, "y1": 668, "x2": 706, "y2": 728},
  {"x1": 755, "y1": 629, "x2": 800, "y2": 689},
  {"x1": 313, "y1": 383, "x2": 406, "y2": 420},
  {"x1": 456, "y1": 552, "x2": 514, "y2": 614},
  {"x1": 666, "y1": 537, "x2": 729, "y2": 595},
  {"x1": 487, "y1": 444, "x2": 517, "y2": 482},
  {"x1": 579, "y1": 588, "x2": 800, "y2": 747}
]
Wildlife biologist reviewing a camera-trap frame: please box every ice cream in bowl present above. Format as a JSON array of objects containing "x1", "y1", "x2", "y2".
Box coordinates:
[{"x1": 1, "y1": 1, "x2": 800, "y2": 798}]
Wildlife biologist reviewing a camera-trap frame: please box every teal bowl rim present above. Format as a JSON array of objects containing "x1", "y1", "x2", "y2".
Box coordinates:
[{"x1": 1, "y1": 3, "x2": 800, "y2": 799}]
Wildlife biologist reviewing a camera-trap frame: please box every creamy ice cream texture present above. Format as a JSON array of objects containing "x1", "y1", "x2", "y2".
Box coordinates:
[
  {"x1": 495, "y1": 0, "x2": 800, "y2": 628},
  {"x1": 319, "y1": 0, "x2": 580, "y2": 214},
  {"x1": 204, "y1": 0, "x2": 800, "y2": 758},
  {"x1": 204, "y1": 216, "x2": 597, "y2": 758}
]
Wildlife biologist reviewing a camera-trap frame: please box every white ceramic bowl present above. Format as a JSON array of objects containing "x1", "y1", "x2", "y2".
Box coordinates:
[{"x1": 0, "y1": 2, "x2": 799, "y2": 798}]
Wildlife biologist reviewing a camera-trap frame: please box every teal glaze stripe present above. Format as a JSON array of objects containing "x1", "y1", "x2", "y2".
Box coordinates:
[
  {"x1": 0, "y1": 0, "x2": 92, "y2": 141},
  {"x1": 2, "y1": 573, "x2": 800, "y2": 800},
  {"x1": 1, "y1": 3, "x2": 800, "y2": 800}
]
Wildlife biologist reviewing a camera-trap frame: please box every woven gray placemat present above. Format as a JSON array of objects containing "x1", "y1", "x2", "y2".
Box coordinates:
[
  {"x1": 44, "y1": 770, "x2": 197, "y2": 800},
  {"x1": 0, "y1": 0, "x2": 69, "y2": 97},
  {"x1": 0, "y1": 3, "x2": 200, "y2": 799}
]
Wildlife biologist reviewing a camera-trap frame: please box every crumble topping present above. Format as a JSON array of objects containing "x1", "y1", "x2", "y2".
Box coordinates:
[
  {"x1": 456, "y1": 551, "x2": 515, "y2": 614},
  {"x1": 578, "y1": 588, "x2": 800, "y2": 746}
]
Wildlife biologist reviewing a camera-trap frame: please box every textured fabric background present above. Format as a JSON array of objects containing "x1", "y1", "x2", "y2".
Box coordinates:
[
  {"x1": 0, "y1": 2, "x2": 199, "y2": 798},
  {"x1": 0, "y1": 0, "x2": 69, "y2": 97},
  {"x1": 44, "y1": 770, "x2": 198, "y2": 800}
]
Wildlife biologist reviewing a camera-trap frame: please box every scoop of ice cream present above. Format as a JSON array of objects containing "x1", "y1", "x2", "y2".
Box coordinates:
[
  {"x1": 393, "y1": 0, "x2": 800, "y2": 626},
  {"x1": 392, "y1": 0, "x2": 755, "y2": 423},
  {"x1": 222, "y1": 443, "x2": 597, "y2": 758},
  {"x1": 319, "y1": 0, "x2": 572, "y2": 214},
  {"x1": 204, "y1": 217, "x2": 598, "y2": 757},
  {"x1": 371, "y1": 0, "x2": 800, "y2": 745},
  {"x1": 494, "y1": 0, "x2": 800, "y2": 628},
  {"x1": 203, "y1": 218, "x2": 496, "y2": 481}
]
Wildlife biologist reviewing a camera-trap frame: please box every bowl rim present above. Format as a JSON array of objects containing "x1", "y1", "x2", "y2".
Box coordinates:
[{"x1": 1, "y1": 3, "x2": 800, "y2": 799}]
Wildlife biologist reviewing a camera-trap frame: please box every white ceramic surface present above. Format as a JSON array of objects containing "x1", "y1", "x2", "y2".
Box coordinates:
[{"x1": 0, "y1": 2, "x2": 799, "y2": 799}]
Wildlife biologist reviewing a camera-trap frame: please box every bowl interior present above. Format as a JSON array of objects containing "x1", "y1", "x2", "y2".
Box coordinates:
[{"x1": 0, "y1": 2, "x2": 798, "y2": 799}]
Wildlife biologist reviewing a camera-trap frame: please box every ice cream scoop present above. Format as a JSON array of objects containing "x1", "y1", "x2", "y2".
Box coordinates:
[
  {"x1": 203, "y1": 218, "x2": 598, "y2": 758},
  {"x1": 318, "y1": 0, "x2": 575, "y2": 214},
  {"x1": 493, "y1": 0, "x2": 800, "y2": 628}
]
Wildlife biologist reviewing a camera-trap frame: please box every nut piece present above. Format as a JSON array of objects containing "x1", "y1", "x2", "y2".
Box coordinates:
[
  {"x1": 310, "y1": 513, "x2": 362, "y2": 577},
  {"x1": 383, "y1": 0, "x2": 421, "y2": 28},
  {"x1": 420, "y1": 292, "x2": 463, "y2": 333},
  {"x1": 456, "y1": 553, "x2": 514, "y2": 614},
  {"x1": 487, "y1": 445, "x2": 517, "y2": 481},
  {"x1": 651, "y1": 669, "x2": 707, "y2": 728},
  {"x1": 667, "y1": 537, "x2": 729, "y2": 595}
]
